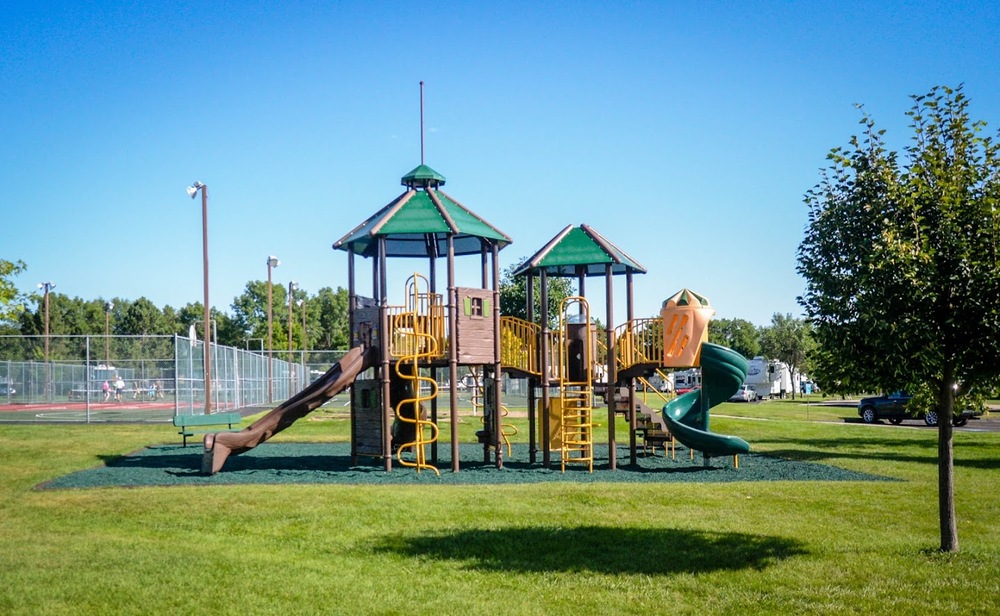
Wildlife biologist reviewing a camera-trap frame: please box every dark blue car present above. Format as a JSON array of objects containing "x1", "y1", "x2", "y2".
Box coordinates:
[{"x1": 858, "y1": 391, "x2": 979, "y2": 426}]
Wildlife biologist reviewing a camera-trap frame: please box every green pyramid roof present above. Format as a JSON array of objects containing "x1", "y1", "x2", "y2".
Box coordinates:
[
  {"x1": 400, "y1": 164, "x2": 446, "y2": 188},
  {"x1": 513, "y1": 224, "x2": 647, "y2": 277},
  {"x1": 333, "y1": 167, "x2": 511, "y2": 258},
  {"x1": 663, "y1": 288, "x2": 711, "y2": 308}
]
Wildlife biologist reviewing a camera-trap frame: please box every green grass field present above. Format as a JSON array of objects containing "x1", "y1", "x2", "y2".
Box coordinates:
[{"x1": 1, "y1": 399, "x2": 998, "y2": 615}]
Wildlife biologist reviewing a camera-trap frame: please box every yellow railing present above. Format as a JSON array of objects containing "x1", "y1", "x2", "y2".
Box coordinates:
[
  {"x1": 387, "y1": 287, "x2": 446, "y2": 361},
  {"x1": 614, "y1": 317, "x2": 664, "y2": 373},
  {"x1": 499, "y1": 316, "x2": 539, "y2": 376}
]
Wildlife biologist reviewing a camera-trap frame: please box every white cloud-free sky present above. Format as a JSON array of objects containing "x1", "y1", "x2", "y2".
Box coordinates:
[{"x1": 3, "y1": 1, "x2": 998, "y2": 326}]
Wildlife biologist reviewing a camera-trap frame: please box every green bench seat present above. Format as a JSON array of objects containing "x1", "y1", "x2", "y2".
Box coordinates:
[{"x1": 173, "y1": 412, "x2": 243, "y2": 446}]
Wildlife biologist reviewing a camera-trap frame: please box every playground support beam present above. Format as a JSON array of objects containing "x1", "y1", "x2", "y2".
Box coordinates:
[
  {"x1": 379, "y1": 236, "x2": 392, "y2": 472},
  {"x1": 348, "y1": 247, "x2": 357, "y2": 465},
  {"x1": 540, "y1": 269, "x2": 550, "y2": 468},
  {"x1": 527, "y1": 271, "x2": 537, "y2": 464},
  {"x1": 605, "y1": 263, "x2": 616, "y2": 471},
  {"x1": 448, "y1": 235, "x2": 460, "y2": 472},
  {"x1": 492, "y1": 242, "x2": 503, "y2": 469},
  {"x1": 627, "y1": 269, "x2": 637, "y2": 465},
  {"x1": 428, "y1": 250, "x2": 439, "y2": 465}
]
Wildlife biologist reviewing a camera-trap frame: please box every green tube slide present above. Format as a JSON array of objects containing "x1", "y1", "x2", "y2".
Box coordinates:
[{"x1": 661, "y1": 343, "x2": 751, "y2": 457}]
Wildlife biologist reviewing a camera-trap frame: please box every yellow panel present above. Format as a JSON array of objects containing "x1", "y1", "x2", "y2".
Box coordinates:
[{"x1": 536, "y1": 398, "x2": 563, "y2": 449}]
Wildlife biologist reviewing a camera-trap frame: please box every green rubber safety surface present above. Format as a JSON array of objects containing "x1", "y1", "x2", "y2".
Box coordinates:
[{"x1": 38, "y1": 443, "x2": 896, "y2": 489}]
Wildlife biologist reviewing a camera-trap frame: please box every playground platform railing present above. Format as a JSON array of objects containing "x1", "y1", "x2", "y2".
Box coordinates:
[{"x1": 614, "y1": 318, "x2": 664, "y2": 374}]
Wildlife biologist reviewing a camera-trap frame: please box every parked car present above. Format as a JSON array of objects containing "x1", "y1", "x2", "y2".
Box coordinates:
[
  {"x1": 857, "y1": 391, "x2": 981, "y2": 426},
  {"x1": 0, "y1": 384, "x2": 15, "y2": 395},
  {"x1": 728, "y1": 384, "x2": 757, "y2": 402}
]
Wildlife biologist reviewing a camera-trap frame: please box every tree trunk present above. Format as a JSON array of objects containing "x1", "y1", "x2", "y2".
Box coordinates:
[{"x1": 938, "y1": 377, "x2": 958, "y2": 552}]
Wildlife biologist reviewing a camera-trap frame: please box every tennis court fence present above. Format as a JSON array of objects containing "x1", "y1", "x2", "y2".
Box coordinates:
[{"x1": 0, "y1": 335, "x2": 347, "y2": 423}]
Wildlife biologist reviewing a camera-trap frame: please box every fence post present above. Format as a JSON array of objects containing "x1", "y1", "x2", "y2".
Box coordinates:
[{"x1": 85, "y1": 336, "x2": 91, "y2": 423}]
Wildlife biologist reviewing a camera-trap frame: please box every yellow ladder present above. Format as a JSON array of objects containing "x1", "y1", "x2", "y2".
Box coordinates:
[{"x1": 558, "y1": 296, "x2": 595, "y2": 473}]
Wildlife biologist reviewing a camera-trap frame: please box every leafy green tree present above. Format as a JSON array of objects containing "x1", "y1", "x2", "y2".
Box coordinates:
[
  {"x1": 758, "y1": 313, "x2": 813, "y2": 400},
  {"x1": 119, "y1": 297, "x2": 172, "y2": 336},
  {"x1": 314, "y1": 286, "x2": 349, "y2": 350},
  {"x1": 212, "y1": 311, "x2": 240, "y2": 348},
  {"x1": 498, "y1": 259, "x2": 575, "y2": 326},
  {"x1": 229, "y1": 281, "x2": 272, "y2": 347},
  {"x1": 709, "y1": 318, "x2": 761, "y2": 359},
  {"x1": 0, "y1": 259, "x2": 27, "y2": 324},
  {"x1": 798, "y1": 85, "x2": 1000, "y2": 553}
]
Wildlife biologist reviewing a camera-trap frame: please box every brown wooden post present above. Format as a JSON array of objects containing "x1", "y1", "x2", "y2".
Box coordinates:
[
  {"x1": 448, "y1": 236, "x2": 460, "y2": 472},
  {"x1": 606, "y1": 263, "x2": 616, "y2": 470},
  {"x1": 379, "y1": 237, "x2": 392, "y2": 472},
  {"x1": 526, "y1": 271, "x2": 537, "y2": 464},
  {"x1": 627, "y1": 269, "x2": 637, "y2": 465},
  {"x1": 429, "y1": 251, "x2": 438, "y2": 465},
  {"x1": 348, "y1": 246, "x2": 358, "y2": 464},
  {"x1": 540, "y1": 268, "x2": 551, "y2": 467},
  {"x1": 492, "y1": 242, "x2": 503, "y2": 469}
]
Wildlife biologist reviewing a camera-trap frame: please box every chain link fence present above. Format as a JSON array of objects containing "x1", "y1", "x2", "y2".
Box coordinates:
[{"x1": 0, "y1": 335, "x2": 348, "y2": 423}]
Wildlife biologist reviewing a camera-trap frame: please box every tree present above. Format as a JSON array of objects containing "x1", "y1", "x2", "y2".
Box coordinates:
[
  {"x1": 313, "y1": 286, "x2": 349, "y2": 350},
  {"x1": 119, "y1": 297, "x2": 172, "y2": 336},
  {"x1": 0, "y1": 259, "x2": 27, "y2": 324},
  {"x1": 229, "y1": 281, "x2": 272, "y2": 347},
  {"x1": 498, "y1": 259, "x2": 575, "y2": 326},
  {"x1": 797, "y1": 85, "x2": 1000, "y2": 552},
  {"x1": 709, "y1": 318, "x2": 761, "y2": 359},
  {"x1": 758, "y1": 313, "x2": 813, "y2": 400}
]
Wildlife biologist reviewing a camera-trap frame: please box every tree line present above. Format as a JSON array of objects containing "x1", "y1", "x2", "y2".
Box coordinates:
[
  {"x1": 1, "y1": 257, "x2": 815, "y2": 375},
  {"x1": 0, "y1": 277, "x2": 350, "y2": 352}
]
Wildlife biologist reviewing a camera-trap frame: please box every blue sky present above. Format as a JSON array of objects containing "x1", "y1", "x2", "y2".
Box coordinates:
[{"x1": 3, "y1": 1, "x2": 999, "y2": 327}]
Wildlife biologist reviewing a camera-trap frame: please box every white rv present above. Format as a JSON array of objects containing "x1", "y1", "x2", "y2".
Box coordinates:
[
  {"x1": 673, "y1": 368, "x2": 701, "y2": 392},
  {"x1": 744, "y1": 357, "x2": 793, "y2": 399}
]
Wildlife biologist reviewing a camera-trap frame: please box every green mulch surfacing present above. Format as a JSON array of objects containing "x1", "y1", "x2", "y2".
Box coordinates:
[{"x1": 38, "y1": 442, "x2": 895, "y2": 489}]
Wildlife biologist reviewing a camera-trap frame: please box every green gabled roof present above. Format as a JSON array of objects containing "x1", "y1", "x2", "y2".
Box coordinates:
[
  {"x1": 513, "y1": 224, "x2": 647, "y2": 277},
  {"x1": 332, "y1": 170, "x2": 512, "y2": 258}
]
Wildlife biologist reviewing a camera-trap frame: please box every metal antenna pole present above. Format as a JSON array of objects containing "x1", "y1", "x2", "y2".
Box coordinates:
[{"x1": 420, "y1": 80, "x2": 425, "y2": 164}]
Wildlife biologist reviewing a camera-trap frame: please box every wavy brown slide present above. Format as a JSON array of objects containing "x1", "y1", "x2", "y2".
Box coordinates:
[{"x1": 202, "y1": 345, "x2": 372, "y2": 475}]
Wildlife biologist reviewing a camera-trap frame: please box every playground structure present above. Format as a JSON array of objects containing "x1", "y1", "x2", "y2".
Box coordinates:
[{"x1": 202, "y1": 163, "x2": 750, "y2": 475}]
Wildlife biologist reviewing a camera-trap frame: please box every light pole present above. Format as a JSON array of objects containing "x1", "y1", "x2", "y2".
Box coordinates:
[
  {"x1": 288, "y1": 281, "x2": 298, "y2": 393},
  {"x1": 266, "y1": 255, "x2": 280, "y2": 403},
  {"x1": 298, "y1": 298, "x2": 307, "y2": 388},
  {"x1": 37, "y1": 281, "x2": 55, "y2": 400},
  {"x1": 298, "y1": 298, "x2": 307, "y2": 352},
  {"x1": 187, "y1": 181, "x2": 212, "y2": 415},
  {"x1": 104, "y1": 301, "x2": 113, "y2": 368}
]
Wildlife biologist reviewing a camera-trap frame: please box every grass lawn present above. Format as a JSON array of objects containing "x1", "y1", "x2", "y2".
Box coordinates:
[{"x1": 1, "y1": 399, "x2": 998, "y2": 615}]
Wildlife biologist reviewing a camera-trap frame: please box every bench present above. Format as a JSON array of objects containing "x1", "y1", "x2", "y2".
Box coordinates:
[{"x1": 173, "y1": 412, "x2": 243, "y2": 447}]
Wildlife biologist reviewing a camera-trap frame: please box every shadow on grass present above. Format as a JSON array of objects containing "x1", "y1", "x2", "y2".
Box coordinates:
[
  {"x1": 373, "y1": 525, "x2": 806, "y2": 575},
  {"x1": 753, "y1": 434, "x2": 1000, "y2": 471}
]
